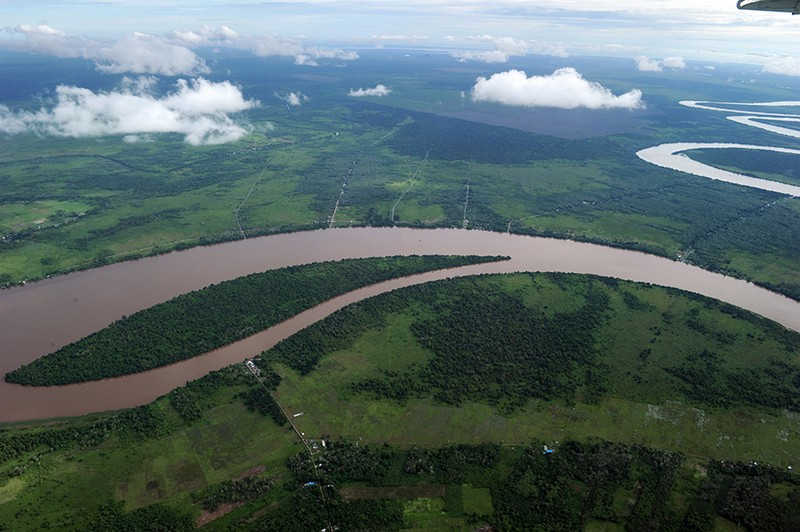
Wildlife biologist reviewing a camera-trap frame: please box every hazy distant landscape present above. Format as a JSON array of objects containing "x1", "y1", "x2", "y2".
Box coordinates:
[
  {"x1": 2, "y1": 33, "x2": 800, "y2": 532},
  {"x1": 2, "y1": 52, "x2": 799, "y2": 299}
]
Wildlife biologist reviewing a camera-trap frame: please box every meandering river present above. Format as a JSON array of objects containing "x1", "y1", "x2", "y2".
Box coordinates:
[
  {"x1": 636, "y1": 142, "x2": 800, "y2": 197},
  {"x1": 1, "y1": 227, "x2": 799, "y2": 423},
  {"x1": 636, "y1": 100, "x2": 800, "y2": 197}
]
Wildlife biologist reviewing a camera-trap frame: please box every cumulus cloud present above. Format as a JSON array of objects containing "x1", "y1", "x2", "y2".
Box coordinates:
[
  {"x1": 371, "y1": 34, "x2": 429, "y2": 42},
  {"x1": 661, "y1": 56, "x2": 686, "y2": 69},
  {"x1": 453, "y1": 50, "x2": 510, "y2": 63},
  {"x1": 636, "y1": 56, "x2": 663, "y2": 72},
  {"x1": 471, "y1": 68, "x2": 644, "y2": 110},
  {"x1": 169, "y1": 25, "x2": 358, "y2": 67},
  {"x1": 9, "y1": 24, "x2": 92, "y2": 58},
  {"x1": 4, "y1": 24, "x2": 358, "y2": 72},
  {"x1": 0, "y1": 106, "x2": 29, "y2": 135},
  {"x1": 170, "y1": 25, "x2": 240, "y2": 45},
  {"x1": 294, "y1": 47, "x2": 359, "y2": 66},
  {"x1": 94, "y1": 33, "x2": 209, "y2": 75},
  {"x1": 119, "y1": 75, "x2": 159, "y2": 94},
  {"x1": 277, "y1": 92, "x2": 309, "y2": 106},
  {"x1": 349, "y1": 84, "x2": 392, "y2": 97},
  {"x1": 0, "y1": 78, "x2": 258, "y2": 145},
  {"x1": 636, "y1": 55, "x2": 686, "y2": 72},
  {"x1": 449, "y1": 34, "x2": 567, "y2": 63},
  {"x1": 763, "y1": 57, "x2": 800, "y2": 77},
  {"x1": 7, "y1": 24, "x2": 208, "y2": 76},
  {"x1": 531, "y1": 42, "x2": 569, "y2": 58}
]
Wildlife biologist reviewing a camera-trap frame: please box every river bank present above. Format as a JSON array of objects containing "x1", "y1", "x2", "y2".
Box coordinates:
[{"x1": 2, "y1": 227, "x2": 799, "y2": 423}]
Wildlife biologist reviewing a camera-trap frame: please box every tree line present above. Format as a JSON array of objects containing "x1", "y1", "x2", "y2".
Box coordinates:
[{"x1": 6, "y1": 255, "x2": 506, "y2": 386}]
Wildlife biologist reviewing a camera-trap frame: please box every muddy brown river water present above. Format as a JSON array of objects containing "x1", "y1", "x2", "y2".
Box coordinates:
[{"x1": 1, "y1": 227, "x2": 798, "y2": 423}]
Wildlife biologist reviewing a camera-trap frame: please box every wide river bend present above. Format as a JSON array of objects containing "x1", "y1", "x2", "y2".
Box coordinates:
[
  {"x1": 1, "y1": 227, "x2": 799, "y2": 423},
  {"x1": 636, "y1": 100, "x2": 800, "y2": 197}
]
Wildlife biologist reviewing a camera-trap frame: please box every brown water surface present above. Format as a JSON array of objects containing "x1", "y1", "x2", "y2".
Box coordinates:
[{"x1": 1, "y1": 228, "x2": 798, "y2": 423}]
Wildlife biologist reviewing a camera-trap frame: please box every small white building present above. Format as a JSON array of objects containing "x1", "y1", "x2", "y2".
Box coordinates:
[{"x1": 244, "y1": 359, "x2": 261, "y2": 375}]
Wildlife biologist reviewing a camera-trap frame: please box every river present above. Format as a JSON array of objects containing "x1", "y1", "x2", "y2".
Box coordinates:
[
  {"x1": 636, "y1": 100, "x2": 800, "y2": 197},
  {"x1": 636, "y1": 142, "x2": 800, "y2": 197},
  {"x1": 1, "y1": 227, "x2": 799, "y2": 424}
]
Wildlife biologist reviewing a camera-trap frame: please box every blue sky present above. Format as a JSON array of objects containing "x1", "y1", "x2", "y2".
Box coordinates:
[{"x1": 2, "y1": 0, "x2": 800, "y2": 66}]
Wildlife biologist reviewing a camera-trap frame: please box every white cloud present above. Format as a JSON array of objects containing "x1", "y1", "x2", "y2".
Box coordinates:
[
  {"x1": 636, "y1": 56, "x2": 663, "y2": 72},
  {"x1": 303, "y1": 47, "x2": 359, "y2": 61},
  {"x1": 170, "y1": 26, "x2": 239, "y2": 46},
  {"x1": 169, "y1": 25, "x2": 358, "y2": 67},
  {"x1": 0, "y1": 105, "x2": 29, "y2": 135},
  {"x1": 0, "y1": 78, "x2": 258, "y2": 145},
  {"x1": 450, "y1": 34, "x2": 568, "y2": 63},
  {"x1": 16, "y1": 24, "x2": 64, "y2": 37},
  {"x1": 471, "y1": 68, "x2": 644, "y2": 110},
  {"x1": 294, "y1": 54, "x2": 318, "y2": 67},
  {"x1": 3, "y1": 0, "x2": 800, "y2": 66},
  {"x1": 662, "y1": 56, "x2": 687, "y2": 69},
  {"x1": 763, "y1": 57, "x2": 800, "y2": 77},
  {"x1": 528, "y1": 41, "x2": 569, "y2": 59},
  {"x1": 9, "y1": 24, "x2": 94, "y2": 59},
  {"x1": 636, "y1": 55, "x2": 686, "y2": 72},
  {"x1": 453, "y1": 50, "x2": 509, "y2": 63},
  {"x1": 349, "y1": 84, "x2": 392, "y2": 97},
  {"x1": 4, "y1": 24, "x2": 358, "y2": 73},
  {"x1": 94, "y1": 33, "x2": 209, "y2": 76},
  {"x1": 7, "y1": 25, "x2": 207, "y2": 76},
  {"x1": 277, "y1": 92, "x2": 309, "y2": 106},
  {"x1": 294, "y1": 47, "x2": 359, "y2": 66},
  {"x1": 119, "y1": 75, "x2": 159, "y2": 94},
  {"x1": 372, "y1": 34, "x2": 430, "y2": 42}
]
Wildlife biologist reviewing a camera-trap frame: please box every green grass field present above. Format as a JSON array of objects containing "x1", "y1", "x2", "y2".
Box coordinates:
[
  {"x1": 272, "y1": 273, "x2": 800, "y2": 464},
  {"x1": 2, "y1": 272, "x2": 800, "y2": 529},
  {"x1": 0, "y1": 387, "x2": 299, "y2": 530}
]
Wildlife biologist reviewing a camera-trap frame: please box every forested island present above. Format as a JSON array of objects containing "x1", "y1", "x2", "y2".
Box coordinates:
[{"x1": 5, "y1": 255, "x2": 505, "y2": 386}]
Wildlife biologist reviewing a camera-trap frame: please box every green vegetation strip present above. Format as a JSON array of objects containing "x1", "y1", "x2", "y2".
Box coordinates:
[
  {"x1": 5, "y1": 255, "x2": 506, "y2": 386},
  {"x1": 265, "y1": 272, "x2": 800, "y2": 415},
  {"x1": 275, "y1": 440, "x2": 800, "y2": 531}
]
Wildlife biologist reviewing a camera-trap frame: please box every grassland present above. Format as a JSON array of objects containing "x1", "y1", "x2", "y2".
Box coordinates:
[
  {"x1": 2, "y1": 272, "x2": 799, "y2": 529},
  {"x1": 0, "y1": 381, "x2": 299, "y2": 530},
  {"x1": 270, "y1": 273, "x2": 800, "y2": 464}
]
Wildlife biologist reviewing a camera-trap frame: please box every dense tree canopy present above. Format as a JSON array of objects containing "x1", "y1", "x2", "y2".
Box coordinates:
[{"x1": 6, "y1": 255, "x2": 505, "y2": 386}]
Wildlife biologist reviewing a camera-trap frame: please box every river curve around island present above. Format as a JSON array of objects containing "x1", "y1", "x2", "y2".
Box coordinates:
[
  {"x1": 1, "y1": 227, "x2": 799, "y2": 423},
  {"x1": 636, "y1": 100, "x2": 800, "y2": 197},
  {"x1": 636, "y1": 142, "x2": 800, "y2": 197}
]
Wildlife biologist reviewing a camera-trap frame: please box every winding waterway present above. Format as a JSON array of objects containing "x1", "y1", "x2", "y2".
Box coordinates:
[
  {"x1": 637, "y1": 142, "x2": 800, "y2": 197},
  {"x1": 636, "y1": 100, "x2": 800, "y2": 197},
  {"x1": 2, "y1": 227, "x2": 799, "y2": 424}
]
